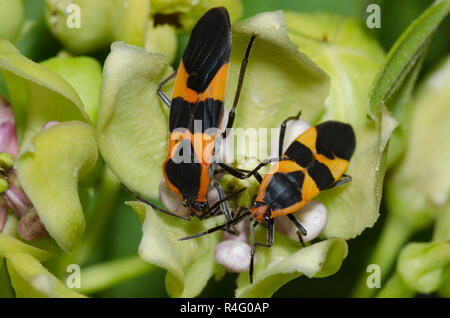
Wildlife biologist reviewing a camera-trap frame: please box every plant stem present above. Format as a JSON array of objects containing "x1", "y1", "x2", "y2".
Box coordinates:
[
  {"x1": 78, "y1": 255, "x2": 155, "y2": 295},
  {"x1": 351, "y1": 213, "x2": 413, "y2": 297},
  {"x1": 75, "y1": 166, "x2": 121, "y2": 265}
]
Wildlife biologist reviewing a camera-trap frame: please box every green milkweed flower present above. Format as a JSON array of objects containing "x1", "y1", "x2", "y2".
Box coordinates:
[{"x1": 96, "y1": 10, "x2": 394, "y2": 297}]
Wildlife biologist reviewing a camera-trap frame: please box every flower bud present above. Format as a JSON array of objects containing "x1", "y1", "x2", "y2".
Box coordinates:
[
  {"x1": 3, "y1": 184, "x2": 33, "y2": 218},
  {"x1": 214, "y1": 239, "x2": 252, "y2": 273},
  {"x1": 17, "y1": 208, "x2": 49, "y2": 241},
  {"x1": 0, "y1": 96, "x2": 18, "y2": 158},
  {"x1": 145, "y1": 23, "x2": 178, "y2": 65},
  {"x1": 0, "y1": 152, "x2": 14, "y2": 169},
  {"x1": 275, "y1": 200, "x2": 328, "y2": 242},
  {"x1": 0, "y1": 0, "x2": 24, "y2": 41},
  {"x1": 0, "y1": 206, "x2": 6, "y2": 232}
]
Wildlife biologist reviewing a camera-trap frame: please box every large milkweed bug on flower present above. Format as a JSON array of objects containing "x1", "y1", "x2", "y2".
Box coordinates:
[
  {"x1": 123, "y1": 7, "x2": 256, "y2": 222},
  {"x1": 179, "y1": 112, "x2": 356, "y2": 283}
]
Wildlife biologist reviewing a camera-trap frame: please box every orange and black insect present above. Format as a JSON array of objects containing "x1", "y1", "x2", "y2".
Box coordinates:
[
  {"x1": 180, "y1": 112, "x2": 356, "y2": 283},
  {"x1": 124, "y1": 7, "x2": 256, "y2": 222}
]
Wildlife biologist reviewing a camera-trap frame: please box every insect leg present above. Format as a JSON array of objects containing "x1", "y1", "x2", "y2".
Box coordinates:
[
  {"x1": 222, "y1": 34, "x2": 256, "y2": 139},
  {"x1": 121, "y1": 183, "x2": 194, "y2": 221},
  {"x1": 218, "y1": 156, "x2": 285, "y2": 182},
  {"x1": 250, "y1": 218, "x2": 275, "y2": 284},
  {"x1": 157, "y1": 71, "x2": 177, "y2": 108},
  {"x1": 287, "y1": 214, "x2": 307, "y2": 247},
  {"x1": 328, "y1": 174, "x2": 352, "y2": 189},
  {"x1": 202, "y1": 186, "x2": 246, "y2": 218},
  {"x1": 279, "y1": 110, "x2": 302, "y2": 157},
  {"x1": 179, "y1": 210, "x2": 251, "y2": 241}
]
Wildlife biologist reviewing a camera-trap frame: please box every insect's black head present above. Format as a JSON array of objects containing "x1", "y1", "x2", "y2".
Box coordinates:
[{"x1": 190, "y1": 200, "x2": 209, "y2": 213}]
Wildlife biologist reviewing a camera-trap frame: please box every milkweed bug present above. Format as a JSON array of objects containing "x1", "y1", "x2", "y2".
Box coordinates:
[
  {"x1": 124, "y1": 7, "x2": 256, "y2": 222},
  {"x1": 179, "y1": 112, "x2": 356, "y2": 283}
]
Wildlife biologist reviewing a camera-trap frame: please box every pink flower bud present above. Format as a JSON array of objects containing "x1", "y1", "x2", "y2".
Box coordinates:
[
  {"x1": 214, "y1": 239, "x2": 252, "y2": 273},
  {"x1": 0, "y1": 96, "x2": 15, "y2": 124},
  {"x1": 17, "y1": 208, "x2": 49, "y2": 240},
  {"x1": 0, "y1": 206, "x2": 6, "y2": 232},
  {"x1": 275, "y1": 200, "x2": 328, "y2": 243},
  {"x1": 3, "y1": 185, "x2": 33, "y2": 218},
  {"x1": 0, "y1": 96, "x2": 18, "y2": 158}
]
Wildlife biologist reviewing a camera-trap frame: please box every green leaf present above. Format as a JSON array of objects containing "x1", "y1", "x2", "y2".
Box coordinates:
[
  {"x1": 6, "y1": 253, "x2": 86, "y2": 298},
  {"x1": 40, "y1": 56, "x2": 102, "y2": 125},
  {"x1": 0, "y1": 39, "x2": 90, "y2": 145},
  {"x1": 96, "y1": 42, "x2": 172, "y2": 200},
  {"x1": 285, "y1": 12, "x2": 397, "y2": 239},
  {"x1": 128, "y1": 201, "x2": 223, "y2": 298},
  {"x1": 17, "y1": 121, "x2": 98, "y2": 251},
  {"x1": 367, "y1": 0, "x2": 450, "y2": 119},
  {"x1": 0, "y1": 0, "x2": 24, "y2": 42},
  {"x1": 235, "y1": 237, "x2": 348, "y2": 297}
]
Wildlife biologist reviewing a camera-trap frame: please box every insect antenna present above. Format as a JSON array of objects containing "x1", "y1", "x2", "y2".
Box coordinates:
[{"x1": 179, "y1": 210, "x2": 251, "y2": 241}]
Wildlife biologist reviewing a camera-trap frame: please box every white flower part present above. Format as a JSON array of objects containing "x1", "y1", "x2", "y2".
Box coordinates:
[
  {"x1": 158, "y1": 179, "x2": 189, "y2": 217},
  {"x1": 215, "y1": 107, "x2": 234, "y2": 165},
  {"x1": 270, "y1": 118, "x2": 311, "y2": 160},
  {"x1": 214, "y1": 239, "x2": 252, "y2": 273},
  {"x1": 275, "y1": 200, "x2": 327, "y2": 242},
  {"x1": 207, "y1": 187, "x2": 219, "y2": 207}
]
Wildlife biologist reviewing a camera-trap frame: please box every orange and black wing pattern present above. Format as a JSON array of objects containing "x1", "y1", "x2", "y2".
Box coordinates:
[
  {"x1": 169, "y1": 6, "x2": 231, "y2": 134},
  {"x1": 163, "y1": 7, "x2": 232, "y2": 211},
  {"x1": 253, "y1": 121, "x2": 356, "y2": 220}
]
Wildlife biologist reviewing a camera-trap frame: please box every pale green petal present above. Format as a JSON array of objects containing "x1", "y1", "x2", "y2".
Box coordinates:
[
  {"x1": 230, "y1": 11, "x2": 329, "y2": 136},
  {"x1": 285, "y1": 12, "x2": 396, "y2": 239},
  {"x1": 6, "y1": 253, "x2": 85, "y2": 298},
  {"x1": 96, "y1": 42, "x2": 172, "y2": 199},
  {"x1": 0, "y1": 0, "x2": 24, "y2": 42},
  {"x1": 235, "y1": 237, "x2": 348, "y2": 297},
  {"x1": 0, "y1": 39, "x2": 90, "y2": 145},
  {"x1": 386, "y1": 56, "x2": 450, "y2": 232},
  {"x1": 40, "y1": 56, "x2": 102, "y2": 125},
  {"x1": 397, "y1": 241, "x2": 450, "y2": 294},
  {"x1": 17, "y1": 121, "x2": 98, "y2": 251},
  {"x1": 128, "y1": 201, "x2": 223, "y2": 298},
  {"x1": 0, "y1": 234, "x2": 53, "y2": 261}
]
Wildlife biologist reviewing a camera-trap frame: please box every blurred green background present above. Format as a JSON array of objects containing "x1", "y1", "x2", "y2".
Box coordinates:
[{"x1": 2, "y1": 0, "x2": 449, "y2": 297}]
